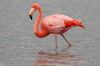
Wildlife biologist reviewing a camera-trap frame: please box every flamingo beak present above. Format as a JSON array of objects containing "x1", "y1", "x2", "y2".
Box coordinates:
[
  {"x1": 79, "y1": 24, "x2": 85, "y2": 29},
  {"x1": 29, "y1": 15, "x2": 32, "y2": 20},
  {"x1": 29, "y1": 8, "x2": 35, "y2": 20}
]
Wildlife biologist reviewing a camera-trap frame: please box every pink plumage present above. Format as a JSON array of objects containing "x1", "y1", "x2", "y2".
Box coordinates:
[{"x1": 41, "y1": 14, "x2": 74, "y2": 34}]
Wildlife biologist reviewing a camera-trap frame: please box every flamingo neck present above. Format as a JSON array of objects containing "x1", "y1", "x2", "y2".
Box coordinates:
[{"x1": 34, "y1": 6, "x2": 49, "y2": 38}]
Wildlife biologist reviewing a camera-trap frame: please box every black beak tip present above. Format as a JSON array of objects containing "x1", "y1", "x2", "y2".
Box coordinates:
[{"x1": 29, "y1": 15, "x2": 32, "y2": 20}]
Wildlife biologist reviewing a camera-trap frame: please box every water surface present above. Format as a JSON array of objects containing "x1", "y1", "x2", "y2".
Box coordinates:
[{"x1": 0, "y1": 0, "x2": 100, "y2": 66}]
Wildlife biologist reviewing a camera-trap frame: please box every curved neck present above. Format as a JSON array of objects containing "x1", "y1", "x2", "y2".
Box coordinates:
[{"x1": 34, "y1": 6, "x2": 49, "y2": 38}]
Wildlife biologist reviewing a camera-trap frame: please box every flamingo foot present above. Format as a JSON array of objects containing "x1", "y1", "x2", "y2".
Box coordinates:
[
  {"x1": 55, "y1": 49, "x2": 59, "y2": 54},
  {"x1": 67, "y1": 42, "x2": 72, "y2": 47},
  {"x1": 68, "y1": 43, "x2": 72, "y2": 47}
]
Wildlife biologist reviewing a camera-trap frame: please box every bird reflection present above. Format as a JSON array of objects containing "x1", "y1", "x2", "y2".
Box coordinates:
[{"x1": 33, "y1": 47, "x2": 78, "y2": 66}]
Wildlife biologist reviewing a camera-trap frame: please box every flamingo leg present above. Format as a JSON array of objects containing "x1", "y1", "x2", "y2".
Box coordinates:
[
  {"x1": 54, "y1": 34, "x2": 58, "y2": 50},
  {"x1": 61, "y1": 34, "x2": 72, "y2": 47},
  {"x1": 54, "y1": 34, "x2": 59, "y2": 53}
]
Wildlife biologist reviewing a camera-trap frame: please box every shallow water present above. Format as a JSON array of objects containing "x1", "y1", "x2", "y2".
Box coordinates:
[{"x1": 0, "y1": 0, "x2": 100, "y2": 66}]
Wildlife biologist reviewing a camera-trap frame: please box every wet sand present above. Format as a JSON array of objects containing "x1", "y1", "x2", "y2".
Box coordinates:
[{"x1": 0, "y1": 0, "x2": 100, "y2": 66}]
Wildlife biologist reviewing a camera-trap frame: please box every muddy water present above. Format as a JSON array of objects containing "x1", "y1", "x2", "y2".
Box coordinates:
[{"x1": 0, "y1": 0, "x2": 100, "y2": 66}]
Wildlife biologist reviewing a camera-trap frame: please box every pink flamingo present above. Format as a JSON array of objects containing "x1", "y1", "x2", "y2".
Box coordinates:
[{"x1": 29, "y1": 3, "x2": 85, "y2": 50}]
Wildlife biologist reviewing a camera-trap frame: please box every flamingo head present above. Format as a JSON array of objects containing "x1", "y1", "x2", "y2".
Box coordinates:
[
  {"x1": 29, "y1": 4, "x2": 39, "y2": 20},
  {"x1": 73, "y1": 19, "x2": 85, "y2": 29}
]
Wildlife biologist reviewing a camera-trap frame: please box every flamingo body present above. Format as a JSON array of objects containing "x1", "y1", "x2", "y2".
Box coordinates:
[{"x1": 41, "y1": 14, "x2": 73, "y2": 34}]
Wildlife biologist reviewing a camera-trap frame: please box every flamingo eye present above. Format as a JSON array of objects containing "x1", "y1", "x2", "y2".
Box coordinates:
[{"x1": 80, "y1": 22, "x2": 82, "y2": 24}]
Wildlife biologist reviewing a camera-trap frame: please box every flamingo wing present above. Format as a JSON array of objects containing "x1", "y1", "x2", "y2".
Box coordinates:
[{"x1": 41, "y1": 14, "x2": 73, "y2": 34}]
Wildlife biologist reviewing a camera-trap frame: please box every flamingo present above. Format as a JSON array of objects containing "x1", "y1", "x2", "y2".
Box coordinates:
[{"x1": 29, "y1": 3, "x2": 85, "y2": 50}]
